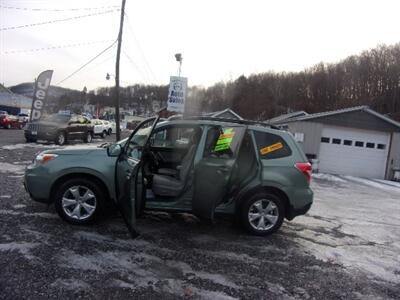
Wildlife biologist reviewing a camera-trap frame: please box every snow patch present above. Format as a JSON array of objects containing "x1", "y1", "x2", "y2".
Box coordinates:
[
  {"x1": 1, "y1": 143, "x2": 58, "y2": 150},
  {"x1": 312, "y1": 173, "x2": 347, "y2": 183},
  {"x1": 50, "y1": 279, "x2": 91, "y2": 291},
  {"x1": 290, "y1": 178, "x2": 400, "y2": 283},
  {"x1": 13, "y1": 204, "x2": 26, "y2": 209},
  {"x1": 0, "y1": 242, "x2": 39, "y2": 260},
  {"x1": 0, "y1": 209, "x2": 58, "y2": 219},
  {"x1": 0, "y1": 162, "x2": 25, "y2": 174},
  {"x1": 344, "y1": 176, "x2": 400, "y2": 192}
]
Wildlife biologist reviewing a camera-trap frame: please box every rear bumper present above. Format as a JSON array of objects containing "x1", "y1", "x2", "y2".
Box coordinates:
[{"x1": 286, "y1": 187, "x2": 313, "y2": 220}]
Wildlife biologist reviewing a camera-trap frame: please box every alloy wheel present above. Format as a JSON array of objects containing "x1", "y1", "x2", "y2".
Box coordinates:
[
  {"x1": 248, "y1": 199, "x2": 279, "y2": 231},
  {"x1": 61, "y1": 185, "x2": 97, "y2": 220},
  {"x1": 58, "y1": 133, "x2": 65, "y2": 145}
]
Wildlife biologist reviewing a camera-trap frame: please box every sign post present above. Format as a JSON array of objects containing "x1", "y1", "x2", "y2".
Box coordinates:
[
  {"x1": 30, "y1": 70, "x2": 53, "y2": 121},
  {"x1": 167, "y1": 76, "x2": 187, "y2": 114}
]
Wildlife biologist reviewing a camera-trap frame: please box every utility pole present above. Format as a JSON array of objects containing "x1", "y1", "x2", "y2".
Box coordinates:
[{"x1": 115, "y1": 0, "x2": 126, "y2": 141}]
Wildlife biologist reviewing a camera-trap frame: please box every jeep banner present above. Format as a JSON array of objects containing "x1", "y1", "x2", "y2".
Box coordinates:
[
  {"x1": 30, "y1": 70, "x2": 53, "y2": 121},
  {"x1": 167, "y1": 76, "x2": 187, "y2": 113}
]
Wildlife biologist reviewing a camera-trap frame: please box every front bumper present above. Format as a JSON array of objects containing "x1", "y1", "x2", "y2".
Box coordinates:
[
  {"x1": 24, "y1": 165, "x2": 53, "y2": 203},
  {"x1": 24, "y1": 130, "x2": 57, "y2": 141}
]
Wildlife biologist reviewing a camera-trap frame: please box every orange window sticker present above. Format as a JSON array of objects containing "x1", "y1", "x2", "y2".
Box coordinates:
[{"x1": 260, "y1": 142, "x2": 283, "y2": 155}]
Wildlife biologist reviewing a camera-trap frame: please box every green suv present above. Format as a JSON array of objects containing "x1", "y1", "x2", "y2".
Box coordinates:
[{"x1": 24, "y1": 115, "x2": 313, "y2": 236}]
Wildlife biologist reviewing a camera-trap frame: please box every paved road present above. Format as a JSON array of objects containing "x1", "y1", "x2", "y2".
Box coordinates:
[{"x1": 0, "y1": 129, "x2": 398, "y2": 299}]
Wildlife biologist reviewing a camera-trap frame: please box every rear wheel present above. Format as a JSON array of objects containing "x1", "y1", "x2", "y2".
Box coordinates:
[
  {"x1": 239, "y1": 192, "x2": 284, "y2": 236},
  {"x1": 54, "y1": 178, "x2": 105, "y2": 225},
  {"x1": 55, "y1": 131, "x2": 67, "y2": 145},
  {"x1": 101, "y1": 130, "x2": 107, "y2": 138}
]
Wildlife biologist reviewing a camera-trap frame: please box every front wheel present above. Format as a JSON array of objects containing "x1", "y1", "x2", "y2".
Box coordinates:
[
  {"x1": 54, "y1": 178, "x2": 105, "y2": 225},
  {"x1": 108, "y1": 128, "x2": 112, "y2": 135},
  {"x1": 84, "y1": 131, "x2": 93, "y2": 143},
  {"x1": 239, "y1": 192, "x2": 284, "y2": 236},
  {"x1": 55, "y1": 131, "x2": 67, "y2": 145},
  {"x1": 101, "y1": 130, "x2": 107, "y2": 138}
]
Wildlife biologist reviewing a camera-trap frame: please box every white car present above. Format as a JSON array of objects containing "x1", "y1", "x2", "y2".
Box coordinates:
[
  {"x1": 18, "y1": 113, "x2": 29, "y2": 123},
  {"x1": 91, "y1": 119, "x2": 108, "y2": 138},
  {"x1": 102, "y1": 120, "x2": 114, "y2": 135}
]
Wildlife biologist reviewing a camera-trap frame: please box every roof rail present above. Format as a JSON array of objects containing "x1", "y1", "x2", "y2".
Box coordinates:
[{"x1": 184, "y1": 116, "x2": 281, "y2": 130}]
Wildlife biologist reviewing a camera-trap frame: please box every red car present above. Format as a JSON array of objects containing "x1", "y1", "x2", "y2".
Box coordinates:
[{"x1": 0, "y1": 113, "x2": 22, "y2": 129}]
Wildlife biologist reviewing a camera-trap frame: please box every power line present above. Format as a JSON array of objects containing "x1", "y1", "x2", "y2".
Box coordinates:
[
  {"x1": 0, "y1": 5, "x2": 119, "y2": 12},
  {"x1": 56, "y1": 39, "x2": 117, "y2": 86},
  {"x1": 0, "y1": 9, "x2": 119, "y2": 31},
  {"x1": 1, "y1": 40, "x2": 113, "y2": 54},
  {"x1": 122, "y1": 49, "x2": 150, "y2": 83},
  {"x1": 124, "y1": 13, "x2": 159, "y2": 84}
]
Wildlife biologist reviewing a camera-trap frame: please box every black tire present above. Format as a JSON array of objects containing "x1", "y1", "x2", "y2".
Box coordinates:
[
  {"x1": 239, "y1": 192, "x2": 285, "y2": 236},
  {"x1": 54, "y1": 178, "x2": 106, "y2": 225},
  {"x1": 6, "y1": 123, "x2": 11, "y2": 129},
  {"x1": 101, "y1": 130, "x2": 107, "y2": 138},
  {"x1": 108, "y1": 128, "x2": 112, "y2": 135},
  {"x1": 84, "y1": 131, "x2": 93, "y2": 143},
  {"x1": 25, "y1": 137, "x2": 37, "y2": 143},
  {"x1": 55, "y1": 131, "x2": 67, "y2": 145}
]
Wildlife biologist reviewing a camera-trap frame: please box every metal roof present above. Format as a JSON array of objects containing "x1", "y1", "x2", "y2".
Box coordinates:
[
  {"x1": 267, "y1": 110, "x2": 308, "y2": 123},
  {"x1": 203, "y1": 108, "x2": 243, "y2": 120},
  {"x1": 270, "y1": 105, "x2": 400, "y2": 129}
]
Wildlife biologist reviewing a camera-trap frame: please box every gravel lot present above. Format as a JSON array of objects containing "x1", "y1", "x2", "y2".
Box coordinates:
[{"x1": 0, "y1": 129, "x2": 399, "y2": 299}]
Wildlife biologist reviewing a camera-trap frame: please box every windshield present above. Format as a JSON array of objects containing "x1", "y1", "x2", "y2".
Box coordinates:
[{"x1": 42, "y1": 114, "x2": 70, "y2": 123}]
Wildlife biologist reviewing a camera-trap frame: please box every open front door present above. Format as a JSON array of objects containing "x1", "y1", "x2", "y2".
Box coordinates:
[
  {"x1": 115, "y1": 116, "x2": 159, "y2": 237},
  {"x1": 193, "y1": 125, "x2": 246, "y2": 220}
]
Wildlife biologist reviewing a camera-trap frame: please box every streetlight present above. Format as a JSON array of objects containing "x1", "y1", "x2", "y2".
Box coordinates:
[
  {"x1": 175, "y1": 53, "x2": 182, "y2": 77},
  {"x1": 106, "y1": 73, "x2": 114, "y2": 80}
]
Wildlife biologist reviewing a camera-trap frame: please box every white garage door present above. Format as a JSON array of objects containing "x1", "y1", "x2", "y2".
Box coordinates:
[{"x1": 318, "y1": 125, "x2": 390, "y2": 179}]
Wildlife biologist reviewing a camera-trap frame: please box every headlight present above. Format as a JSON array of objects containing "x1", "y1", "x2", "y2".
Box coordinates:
[{"x1": 35, "y1": 153, "x2": 58, "y2": 164}]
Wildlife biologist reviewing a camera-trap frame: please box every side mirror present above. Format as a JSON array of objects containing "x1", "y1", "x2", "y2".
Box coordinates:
[{"x1": 107, "y1": 144, "x2": 122, "y2": 157}]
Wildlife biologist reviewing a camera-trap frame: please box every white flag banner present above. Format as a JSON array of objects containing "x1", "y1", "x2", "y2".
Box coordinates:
[{"x1": 167, "y1": 76, "x2": 187, "y2": 113}]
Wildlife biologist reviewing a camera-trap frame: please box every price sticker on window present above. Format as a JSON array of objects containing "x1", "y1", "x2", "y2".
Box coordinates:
[
  {"x1": 260, "y1": 142, "x2": 283, "y2": 155},
  {"x1": 214, "y1": 128, "x2": 235, "y2": 152}
]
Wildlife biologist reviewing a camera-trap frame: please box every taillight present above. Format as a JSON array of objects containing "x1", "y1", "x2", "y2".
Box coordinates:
[{"x1": 295, "y1": 162, "x2": 312, "y2": 183}]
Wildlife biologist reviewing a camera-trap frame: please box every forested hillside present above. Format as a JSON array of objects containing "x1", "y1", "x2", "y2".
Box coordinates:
[{"x1": 190, "y1": 43, "x2": 400, "y2": 121}]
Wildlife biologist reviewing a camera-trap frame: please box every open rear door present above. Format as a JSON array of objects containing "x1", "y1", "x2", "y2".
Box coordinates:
[
  {"x1": 115, "y1": 116, "x2": 159, "y2": 237},
  {"x1": 192, "y1": 125, "x2": 246, "y2": 220}
]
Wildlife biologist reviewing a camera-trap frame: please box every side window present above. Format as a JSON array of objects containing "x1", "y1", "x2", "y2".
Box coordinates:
[
  {"x1": 203, "y1": 126, "x2": 244, "y2": 159},
  {"x1": 151, "y1": 126, "x2": 199, "y2": 148},
  {"x1": 254, "y1": 131, "x2": 292, "y2": 159},
  {"x1": 126, "y1": 119, "x2": 155, "y2": 159}
]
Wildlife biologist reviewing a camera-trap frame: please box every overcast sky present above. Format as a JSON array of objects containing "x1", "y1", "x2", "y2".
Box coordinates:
[{"x1": 1, "y1": 0, "x2": 400, "y2": 91}]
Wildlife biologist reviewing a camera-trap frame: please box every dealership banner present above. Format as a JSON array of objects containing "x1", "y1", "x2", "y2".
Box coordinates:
[
  {"x1": 167, "y1": 76, "x2": 187, "y2": 113},
  {"x1": 30, "y1": 70, "x2": 53, "y2": 121}
]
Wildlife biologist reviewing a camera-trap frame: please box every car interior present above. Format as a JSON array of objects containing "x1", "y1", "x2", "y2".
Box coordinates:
[
  {"x1": 144, "y1": 126, "x2": 203, "y2": 200},
  {"x1": 140, "y1": 124, "x2": 258, "y2": 205}
]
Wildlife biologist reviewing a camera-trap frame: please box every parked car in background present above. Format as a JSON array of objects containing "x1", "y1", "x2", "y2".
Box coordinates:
[
  {"x1": 18, "y1": 113, "x2": 30, "y2": 123},
  {"x1": 24, "y1": 114, "x2": 94, "y2": 145},
  {"x1": 102, "y1": 120, "x2": 113, "y2": 135},
  {"x1": 91, "y1": 119, "x2": 108, "y2": 138},
  {"x1": 0, "y1": 114, "x2": 21, "y2": 129},
  {"x1": 24, "y1": 115, "x2": 313, "y2": 237}
]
